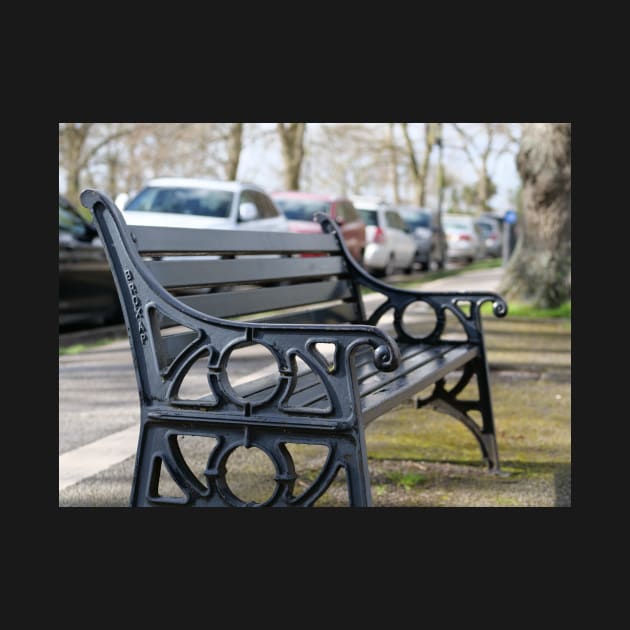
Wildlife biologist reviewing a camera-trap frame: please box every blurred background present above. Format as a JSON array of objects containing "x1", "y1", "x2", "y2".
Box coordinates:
[{"x1": 59, "y1": 122, "x2": 570, "y2": 331}]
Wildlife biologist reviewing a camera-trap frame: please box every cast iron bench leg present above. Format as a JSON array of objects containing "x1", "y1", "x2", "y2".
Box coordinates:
[
  {"x1": 342, "y1": 427, "x2": 373, "y2": 507},
  {"x1": 416, "y1": 356, "x2": 501, "y2": 471},
  {"x1": 474, "y1": 355, "x2": 501, "y2": 471}
]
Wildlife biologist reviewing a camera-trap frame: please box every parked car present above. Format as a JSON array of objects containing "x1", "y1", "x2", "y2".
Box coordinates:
[
  {"x1": 59, "y1": 195, "x2": 122, "y2": 327},
  {"x1": 442, "y1": 214, "x2": 485, "y2": 264},
  {"x1": 271, "y1": 191, "x2": 366, "y2": 263},
  {"x1": 350, "y1": 196, "x2": 416, "y2": 276},
  {"x1": 397, "y1": 206, "x2": 447, "y2": 271},
  {"x1": 121, "y1": 177, "x2": 288, "y2": 232},
  {"x1": 475, "y1": 215, "x2": 502, "y2": 258}
]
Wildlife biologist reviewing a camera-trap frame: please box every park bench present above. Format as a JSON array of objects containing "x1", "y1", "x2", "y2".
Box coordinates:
[{"x1": 80, "y1": 189, "x2": 508, "y2": 507}]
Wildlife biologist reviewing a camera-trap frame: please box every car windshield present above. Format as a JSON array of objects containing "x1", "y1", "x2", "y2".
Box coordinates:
[
  {"x1": 356, "y1": 209, "x2": 378, "y2": 226},
  {"x1": 59, "y1": 202, "x2": 88, "y2": 238},
  {"x1": 443, "y1": 216, "x2": 473, "y2": 230},
  {"x1": 273, "y1": 198, "x2": 330, "y2": 221},
  {"x1": 126, "y1": 187, "x2": 234, "y2": 218},
  {"x1": 400, "y1": 210, "x2": 430, "y2": 229},
  {"x1": 477, "y1": 220, "x2": 497, "y2": 234}
]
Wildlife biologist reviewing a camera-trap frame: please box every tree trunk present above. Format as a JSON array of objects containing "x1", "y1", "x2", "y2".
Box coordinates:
[
  {"x1": 225, "y1": 123, "x2": 243, "y2": 180},
  {"x1": 60, "y1": 123, "x2": 92, "y2": 207},
  {"x1": 277, "y1": 123, "x2": 306, "y2": 190},
  {"x1": 499, "y1": 123, "x2": 571, "y2": 309},
  {"x1": 400, "y1": 123, "x2": 421, "y2": 204},
  {"x1": 477, "y1": 169, "x2": 488, "y2": 214},
  {"x1": 388, "y1": 123, "x2": 400, "y2": 204},
  {"x1": 435, "y1": 123, "x2": 444, "y2": 222},
  {"x1": 477, "y1": 125, "x2": 494, "y2": 214},
  {"x1": 107, "y1": 154, "x2": 119, "y2": 198},
  {"x1": 401, "y1": 123, "x2": 437, "y2": 206},
  {"x1": 66, "y1": 169, "x2": 81, "y2": 208},
  {"x1": 418, "y1": 123, "x2": 436, "y2": 206}
]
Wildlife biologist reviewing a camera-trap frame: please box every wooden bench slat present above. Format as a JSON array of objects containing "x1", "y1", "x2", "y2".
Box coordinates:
[
  {"x1": 361, "y1": 344, "x2": 479, "y2": 424},
  {"x1": 179, "y1": 279, "x2": 354, "y2": 319},
  {"x1": 275, "y1": 344, "x2": 463, "y2": 411},
  {"x1": 132, "y1": 225, "x2": 339, "y2": 255},
  {"x1": 157, "y1": 329, "x2": 200, "y2": 366},
  {"x1": 146, "y1": 255, "x2": 347, "y2": 288},
  {"x1": 230, "y1": 343, "x2": 479, "y2": 424},
  {"x1": 252, "y1": 303, "x2": 358, "y2": 325}
]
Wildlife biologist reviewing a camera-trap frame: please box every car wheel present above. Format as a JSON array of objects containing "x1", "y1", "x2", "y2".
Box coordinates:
[
  {"x1": 384, "y1": 255, "x2": 396, "y2": 277},
  {"x1": 420, "y1": 254, "x2": 430, "y2": 272}
]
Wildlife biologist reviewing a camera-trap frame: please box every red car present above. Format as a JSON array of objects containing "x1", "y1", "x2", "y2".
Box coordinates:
[{"x1": 271, "y1": 191, "x2": 366, "y2": 264}]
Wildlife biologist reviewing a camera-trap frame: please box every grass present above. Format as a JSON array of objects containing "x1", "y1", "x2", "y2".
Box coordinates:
[
  {"x1": 503, "y1": 301, "x2": 571, "y2": 319},
  {"x1": 481, "y1": 300, "x2": 571, "y2": 319},
  {"x1": 59, "y1": 339, "x2": 113, "y2": 356},
  {"x1": 385, "y1": 471, "x2": 428, "y2": 489}
]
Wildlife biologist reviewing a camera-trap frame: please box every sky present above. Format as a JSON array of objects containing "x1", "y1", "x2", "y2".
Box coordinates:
[
  {"x1": 235, "y1": 123, "x2": 521, "y2": 215},
  {"x1": 60, "y1": 123, "x2": 522, "y2": 215}
]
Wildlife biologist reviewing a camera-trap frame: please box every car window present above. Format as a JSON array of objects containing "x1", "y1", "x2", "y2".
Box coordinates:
[
  {"x1": 356, "y1": 209, "x2": 378, "y2": 226},
  {"x1": 477, "y1": 219, "x2": 498, "y2": 233},
  {"x1": 385, "y1": 210, "x2": 406, "y2": 230},
  {"x1": 443, "y1": 216, "x2": 474, "y2": 230},
  {"x1": 239, "y1": 190, "x2": 279, "y2": 221},
  {"x1": 239, "y1": 190, "x2": 262, "y2": 221},
  {"x1": 126, "y1": 186, "x2": 233, "y2": 218},
  {"x1": 400, "y1": 210, "x2": 430, "y2": 229},
  {"x1": 273, "y1": 198, "x2": 330, "y2": 221},
  {"x1": 339, "y1": 201, "x2": 359, "y2": 222},
  {"x1": 252, "y1": 191, "x2": 281, "y2": 219},
  {"x1": 59, "y1": 203, "x2": 89, "y2": 239}
]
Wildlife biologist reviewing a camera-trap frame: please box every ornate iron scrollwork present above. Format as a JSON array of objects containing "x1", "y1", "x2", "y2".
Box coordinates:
[{"x1": 145, "y1": 425, "x2": 352, "y2": 507}]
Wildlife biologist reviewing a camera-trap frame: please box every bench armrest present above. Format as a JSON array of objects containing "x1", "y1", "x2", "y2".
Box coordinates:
[{"x1": 315, "y1": 213, "x2": 507, "y2": 345}]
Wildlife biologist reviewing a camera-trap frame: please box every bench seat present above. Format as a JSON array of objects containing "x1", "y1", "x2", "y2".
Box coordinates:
[{"x1": 230, "y1": 341, "x2": 478, "y2": 425}]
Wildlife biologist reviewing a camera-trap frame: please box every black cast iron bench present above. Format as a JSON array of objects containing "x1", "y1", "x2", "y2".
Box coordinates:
[{"x1": 81, "y1": 189, "x2": 508, "y2": 507}]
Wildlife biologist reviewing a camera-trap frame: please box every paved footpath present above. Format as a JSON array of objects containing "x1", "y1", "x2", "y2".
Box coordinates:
[{"x1": 59, "y1": 267, "x2": 504, "y2": 495}]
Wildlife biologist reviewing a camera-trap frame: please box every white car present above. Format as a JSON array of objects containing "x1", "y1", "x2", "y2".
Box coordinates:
[
  {"x1": 443, "y1": 214, "x2": 484, "y2": 263},
  {"x1": 350, "y1": 196, "x2": 417, "y2": 276},
  {"x1": 119, "y1": 177, "x2": 288, "y2": 232}
]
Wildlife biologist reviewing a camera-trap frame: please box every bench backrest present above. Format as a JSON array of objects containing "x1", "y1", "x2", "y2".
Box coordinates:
[
  {"x1": 81, "y1": 190, "x2": 366, "y2": 332},
  {"x1": 133, "y1": 225, "x2": 366, "y2": 326}
]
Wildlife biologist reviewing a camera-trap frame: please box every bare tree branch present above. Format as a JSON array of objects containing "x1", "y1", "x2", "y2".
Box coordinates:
[
  {"x1": 400, "y1": 123, "x2": 420, "y2": 179},
  {"x1": 77, "y1": 125, "x2": 142, "y2": 171},
  {"x1": 451, "y1": 123, "x2": 482, "y2": 177}
]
